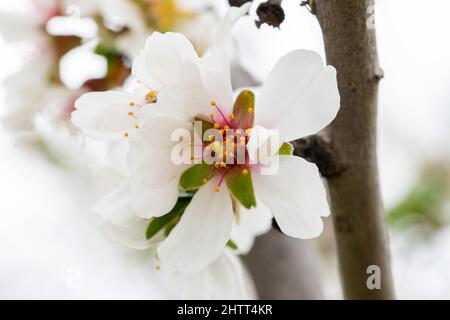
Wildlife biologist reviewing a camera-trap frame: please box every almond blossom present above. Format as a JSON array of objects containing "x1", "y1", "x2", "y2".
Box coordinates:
[
  {"x1": 72, "y1": 3, "x2": 339, "y2": 277},
  {"x1": 129, "y1": 46, "x2": 339, "y2": 273}
]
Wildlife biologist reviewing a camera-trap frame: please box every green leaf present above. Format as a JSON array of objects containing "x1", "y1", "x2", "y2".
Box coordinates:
[
  {"x1": 180, "y1": 162, "x2": 214, "y2": 191},
  {"x1": 164, "y1": 215, "x2": 181, "y2": 237},
  {"x1": 225, "y1": 167, "x2": 256, "y2": 209},
  {"x1": 193, "y1": 117, "x2": 214, "y2": 142},
  {"x1": 226, "y1": 239, "x2": 238, "y2": 250},
  {"x1": 277, "y1": 142, "x2": 293, "y2": 156},
  {"x1": 387, "y1": 170, "x2": 448, "y2": 229},
  {"x1": 232, "y1": 90, "x2": 255, "y2": 130},
  {"x1": 146, "y1": 197, "x2": 191, "y2": 239}
]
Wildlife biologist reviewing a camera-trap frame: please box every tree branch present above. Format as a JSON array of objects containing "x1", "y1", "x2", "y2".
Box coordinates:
[
  {"x1": 303, "y1": 0, "x2": 396, "y2": 299},
  {"x1": 291, "y1": 134, "x2": 347, "y2": 178},
  {"x1": 243, "y1": 229, "x2": 324, "y2": 299}
]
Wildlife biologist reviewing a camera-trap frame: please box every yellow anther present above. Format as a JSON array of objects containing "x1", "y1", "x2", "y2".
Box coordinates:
[
  {"x1": 155, "y1": 265, "x2": 161, "y2": 270},
  {"x1": 214, "y1": 187, "x2": 220, "y2": 192},
  {"x1": 146, "y1": 91, "x2": 157, "y2": 102},
  {"x1": 128, "y1": 111, "x2": 134, "y2": 116},
  {"x1": 202, "y1": 178, "x2": 208, "y2": 184},
  {"x1": 228, "y1": 113, "x2": 234, "y2": 120},
  {"x1": 240, "y1": 136, "x2": 246, "y2": 142},
  {"x1": 248, "y1": 107, "x2": 253, "y2": 113},
  {"x1": 242, "y1": 169, "x2": 249, "y2": 175},
  {"x1": 245, "y1": 128, "x2": 252, "y2": 134},
  {"x1": 129, "y1": 101, "x2": 135, "y2": 106},
  {"x1": 208, "y1": 135, "x2": 215, "y2": 141},
  {"x1": 210, "y1": 101, "x2": 217, "y2": 106},
  {"x1": 223, "y1": 125, "x2": 229, "y2": 131},
  {"x1": 135, "y1": 124, "x2": 139, "y2": 129},
  {"x1": 214, "y1": 162, "x2": 220, "y2": 168},
  {"x1": 124, "y1": 132, "x2": 129, "y2": 138},
  {"x1": 190, "y1": 155, "x2": 195, "y2": 161},
  {"x1": 220, "y1": 162, "x2": 226, "y2": 168},
  {"x1": 219, "y1": 129, "x2": 225, "y2": 135},
  {"x1": 209, "y1": 113, "x2": 215, "y2": 118},
  {"x1": 213, "y1": 123, "x2": 220, "y2": 129}
]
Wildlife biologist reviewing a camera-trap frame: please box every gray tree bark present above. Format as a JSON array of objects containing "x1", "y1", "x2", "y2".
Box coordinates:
[
  {"x1": 309, "y1": 0, "x2": 395, "y2": 299},
  {"x1": 243, "y1": 229, "x2": 323, "y2": 299}
]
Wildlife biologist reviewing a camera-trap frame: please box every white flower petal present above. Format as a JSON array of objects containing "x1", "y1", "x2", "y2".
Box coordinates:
[
  {"x1": 72, "y1": 91, "x2": 141, "y2": 140},
  {"x1": 132, "y1": 32, "x2": 198, "y2": 89},
  {"x1": 129, "y1": 143, "x2": 184, "y2": 189},
  {"x1": 213, "y1": 2, "x2": 252, "y2": 48},
  {"x1": 127, "y1": 115, "x2": 191, "y2": 189},
  {"x1": 174, "y1": 250, "x2": 256, "y2": 299},
  {"x1": 130, "y1": 114, "x2": 192, "y2": 150},
  {"x1": 91, "y1": 182, "x2": 160, "y2": 250},
  {"x1": 99, "y1": 218, "x2": 156, "y2": 250},
  {"x1": 231, "y1": 200, "x2": 272, "y2": 254},
  {"x1": 92, "y1": 182, "x2": 140, "y2": 226},
  {"x1": 276, "y1": 67, "x2": 339, "y2": 141},
  {"x1": 131, "y1": 52, "x2": 157, "y2": 88},
  {"x1": 127, "y1": 116, "x2": 191, "y2": 217},
  {"x1": 131, "y1": 176, "x2": 180, "y2": 219},
  {"x1": 176, "y1": 11, "x2": 215, "y2": 55},
  {"x1": 99, "y1": 0, "x2": 142, "y2": 29},
  {"x1": 138, "y1": 90, "x2": 191, "y2": 122},
  {"x1": 199, "y1": 46, "x2": 234, "y2": 112},
  {"x1": 246, "y1": 125, "x2": 282, "y2": 165},
  {"x1": 158, "y1": 182, "x2": 233, "y2": 273},
  {"x1": 179, "y1": 59, "x2": 213, "y2": 118},
  {"x1": 0, "y1": 12, "x2": 40, "y2": 42},
  {"x1": 256, "y1": 50, "x2": 340, "y2": 141},
  {"x1": 252, "y1": 156, "x2": 329, "y2": 239},
  {"x1": 179, "y1": 46, "x2": 234, "y2": 119},
  {"x1": 2, "y1": 57, "x2": 51, "y2": 131}
]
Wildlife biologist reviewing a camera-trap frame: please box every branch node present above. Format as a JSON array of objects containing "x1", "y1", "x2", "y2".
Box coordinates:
[
  {"x1": 291, "y1": 134, "x2": 347, "y2": 178},
  {"x1": 374, "y1": 67, "x2": 384, "y2": 81}
]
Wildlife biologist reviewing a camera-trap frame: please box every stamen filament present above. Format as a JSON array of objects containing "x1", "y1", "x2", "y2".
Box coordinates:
[
  {"x1": 215, "y1": 172, "x2": 226, "y2": 192},
  {"x1": 212, "y1": 102, "x2": 231, "y2": 127}
]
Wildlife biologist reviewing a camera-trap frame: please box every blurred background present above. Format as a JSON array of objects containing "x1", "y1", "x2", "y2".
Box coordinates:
[{"x1": 0, "y1": 0, "x2": 449, "y2": 299}]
